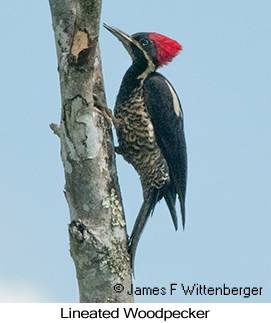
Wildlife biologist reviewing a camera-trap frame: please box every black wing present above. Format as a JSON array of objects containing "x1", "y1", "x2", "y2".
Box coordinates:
[{"x1": 143, "y1": 72, "x2": 187, "y2": 228}]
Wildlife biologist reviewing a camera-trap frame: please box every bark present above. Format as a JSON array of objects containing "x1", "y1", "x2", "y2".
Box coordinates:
[{"x1": 49, "y1": 0, "x2": 133, "y2": 302}]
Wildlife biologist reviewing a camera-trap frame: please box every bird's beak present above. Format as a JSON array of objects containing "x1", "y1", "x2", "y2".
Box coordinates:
[{"x1": 103, "y1": 23, "x2": 136, "y2": 60}]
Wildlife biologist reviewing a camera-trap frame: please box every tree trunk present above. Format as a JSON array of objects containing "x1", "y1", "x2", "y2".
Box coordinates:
[{"x1": 49, "y1": 0, "x2": 134, "y2": 303}]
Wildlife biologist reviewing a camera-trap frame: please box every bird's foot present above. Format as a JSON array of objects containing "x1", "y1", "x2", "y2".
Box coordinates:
[
  {"x1": 93, "y1": 94, "x2": 118, "y2": 127},
  {"x1": 114, "y1": 146, "x2": 122, "y2": 155}
]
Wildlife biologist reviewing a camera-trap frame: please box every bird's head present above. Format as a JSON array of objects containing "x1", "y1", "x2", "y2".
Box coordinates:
[{"x1": 103, "y1": 23, "x2": 182, "y2": 70}]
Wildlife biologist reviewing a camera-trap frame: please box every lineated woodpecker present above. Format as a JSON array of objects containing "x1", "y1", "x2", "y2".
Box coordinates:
[{"x1": 104, "y1": 24, "x2": 187, "y2": 270}]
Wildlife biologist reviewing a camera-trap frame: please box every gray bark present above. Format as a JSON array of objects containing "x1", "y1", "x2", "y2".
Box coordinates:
[{"x1": 49, "y1": 0, "x2": 134, "y2": 302}]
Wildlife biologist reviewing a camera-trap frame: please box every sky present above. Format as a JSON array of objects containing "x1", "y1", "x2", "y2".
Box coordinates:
[{"x1": 0, "y1": 0, "x2": 270, "y2": 303}]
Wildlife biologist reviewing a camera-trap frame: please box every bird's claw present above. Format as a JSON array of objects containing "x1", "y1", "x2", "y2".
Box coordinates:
[
  {"x1": 114, "y1": 146, "x2": 122, "y2": 155},
  {"x1": 93, "y1": 94, "x2": 117, "y2": 127}
]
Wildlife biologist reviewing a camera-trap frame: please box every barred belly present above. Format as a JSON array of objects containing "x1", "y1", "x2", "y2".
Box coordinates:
[{"x1": 114, "y1": 88, "x2": 170, "y2": 195}]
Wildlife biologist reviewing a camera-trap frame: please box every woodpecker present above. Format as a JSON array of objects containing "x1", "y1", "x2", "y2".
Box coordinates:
[{"x1": 104, "y1": 24, "x2": 187, "y2": 270}]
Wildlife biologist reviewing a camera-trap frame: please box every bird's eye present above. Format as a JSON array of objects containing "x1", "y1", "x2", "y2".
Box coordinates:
[{"x1": 140, "y1": 38, "x2": 149, "y2": 47}]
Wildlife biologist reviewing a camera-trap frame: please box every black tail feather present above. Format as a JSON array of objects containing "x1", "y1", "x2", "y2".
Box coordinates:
[
  {"x1": 128, "y1": 185, "x2": 185, "y2": 272},
  {"x1": 179, "y1": 195, "x2": 185, "y2": 230},
  {"x1": 128, "y1": 188, "x2": 159, "y2": 272},
  {"x1": 164, "y1": 189, "x2": 178, "y2": 231}
]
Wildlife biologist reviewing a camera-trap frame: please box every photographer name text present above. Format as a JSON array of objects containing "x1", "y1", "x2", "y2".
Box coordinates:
[{"x1": 113, "y1": 283, "x2": 263, "y2": 298}]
